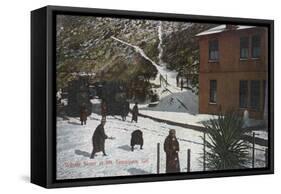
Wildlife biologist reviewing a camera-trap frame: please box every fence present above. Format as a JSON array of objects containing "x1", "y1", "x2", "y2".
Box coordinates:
[{"x1": 156, "y1": 132, "x2": 268, "y2": 173}]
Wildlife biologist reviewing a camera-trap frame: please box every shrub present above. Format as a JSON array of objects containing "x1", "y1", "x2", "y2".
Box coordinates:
[{"x1": 202, "y1": 111, "x2": 249, "y2": 170}]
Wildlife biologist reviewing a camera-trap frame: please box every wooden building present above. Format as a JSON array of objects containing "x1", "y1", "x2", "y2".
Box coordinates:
[{"x1": 196, "y1": 25, "x2": 268, "y2": 119}]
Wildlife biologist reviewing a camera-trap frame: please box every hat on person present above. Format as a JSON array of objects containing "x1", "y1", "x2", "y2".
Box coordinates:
[{"x1": 169, "y1": 129, "x2": 176, "y2": 135}]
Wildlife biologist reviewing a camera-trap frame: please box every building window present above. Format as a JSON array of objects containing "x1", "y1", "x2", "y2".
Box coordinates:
[
  {"x1": 240, "y1": 37, "x2": 249, "y2": 59},
  {"x1": 252, "y1": 35, "x2": 261, "y2": 58},
  {"x1": 209, "y1": 80, "x2": 217, "y2": 103},
  {"x1": 239, "y1": 80, "x2": 248, "y2": 108},
  {"x1": 250, "y1": 80, "x2": 260, "y2": 110},
  {"x1": 209, "y1": 40, "x2": 219, "y2": 61}
]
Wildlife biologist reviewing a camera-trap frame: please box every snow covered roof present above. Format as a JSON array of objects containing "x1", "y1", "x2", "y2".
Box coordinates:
[{"x1": 196, "y1": 25, "x2": 256, "y2": 36}]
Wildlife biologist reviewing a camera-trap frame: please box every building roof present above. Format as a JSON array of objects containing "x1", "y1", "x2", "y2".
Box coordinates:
[{"x1": 196, "y1": 25, "x2": 256, "y2": 36}]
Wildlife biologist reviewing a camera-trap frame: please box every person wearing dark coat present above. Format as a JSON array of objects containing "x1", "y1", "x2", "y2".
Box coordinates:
[
  {"x1": 90, "y1": 118, "x2": 108, "y2": 159},
  {"x1": 101, "y1": 100, "x2": 107, "y2": 120},
  {"x1": 176, "y1": 74, "x2": 180, "y2": 87},
  {"x1": 121, "y1": 101, "x2": 129, "y2": 121},
  {"x1": 80, "y1": 105, "x2": 88, "y2": 125},
  {"x1": 131, "y1": 102, "x2": 139, "y2": 123},
  {"x1": 164, "y1": 129, "x2": 180, "y2": 173},
  {"x1": 130, "y1": 130, "x2": 143, "y2": 151},
  {"x1": 180, "y1": 78, "x2": 184, "y2": 91}
]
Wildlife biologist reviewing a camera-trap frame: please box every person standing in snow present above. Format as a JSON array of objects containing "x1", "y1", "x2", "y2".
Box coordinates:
[
  {"x1": 121, "y1": 101, "x2": 129, "y2": 121},
  {"x1": 80, "y1": 104, "x2": 88, "y2": 125},
  {"x1": 131, "y1": 102, "x2": 139, "y2": 123},
  {"x1": 180, "y1": 78, "x2": 184, "y2": 91},
  {"x1": 90, "y1": 118, "x2": 108, "y2": 159},
  {"x1": 101, "y1": 100, "x2": 107, "y2": 120},
  {"x1": 164, "y1": 129, "x2": 180, "y2": 173},
  {"x1": 176, "y1": 73, "x2": 180, "y2": 87}
]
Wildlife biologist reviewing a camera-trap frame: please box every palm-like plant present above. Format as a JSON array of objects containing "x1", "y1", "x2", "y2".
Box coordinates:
[{"x1": 202, "y1": 111, "x2": 249, "y2": 170}]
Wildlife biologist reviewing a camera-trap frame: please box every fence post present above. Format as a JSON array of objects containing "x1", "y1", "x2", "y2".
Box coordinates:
[
  {"x1": 187, "y1": 149, "x2": 191, "y2": 172},
  {"x1": 265, "y1": 148, "x2": 268, "y2": 168},
  {"x1": 203, "y1": 132, "x2": 206, "y2": 171},
  {"x1": 157, "y1": 143, "x2": 160, "y2": 174},
  {"x1": 252, "y1": 132, "x2": 256, "y2": 168}
]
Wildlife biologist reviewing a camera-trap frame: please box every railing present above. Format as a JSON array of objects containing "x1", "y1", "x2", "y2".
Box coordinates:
[{"x1": 156, "y1": 132, "x2": 268, "y2": 173}]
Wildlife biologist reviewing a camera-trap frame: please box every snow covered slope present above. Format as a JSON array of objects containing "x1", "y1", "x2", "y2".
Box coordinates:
[{"x1": 144, "y1": 90, "x2": 199, "y2": 114}]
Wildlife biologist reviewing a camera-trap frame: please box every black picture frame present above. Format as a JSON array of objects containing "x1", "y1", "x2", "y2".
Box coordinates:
[{"x1": 31, "y1": 5, "x2": 274, "y2": 188}]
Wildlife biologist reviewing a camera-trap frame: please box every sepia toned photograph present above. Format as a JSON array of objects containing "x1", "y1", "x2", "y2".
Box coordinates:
[{"x1": 55, "y1": 14, "x2": 269, "y2": 180}]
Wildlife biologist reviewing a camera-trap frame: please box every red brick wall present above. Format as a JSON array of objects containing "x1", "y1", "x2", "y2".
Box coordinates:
[{"x1": 198, "y1": 27, "x2": 268, "y2": 119}]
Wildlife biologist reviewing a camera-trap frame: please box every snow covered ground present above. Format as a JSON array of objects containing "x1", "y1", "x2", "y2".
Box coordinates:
[
  {"x1": 56, "y1": 113, "x2": 205, "y2": 179},
  {"x1": 131, "y1": 88, "x2": 212, "y2": 127},
  {"x1": 139, "y1": 110, "x2": 215, "y2": 127},
  {"x1": 136, "y1": 90, "x2": 267, "y2": 131},
  {"x1": 146, "y1": 90, "x2": 199, "y2": 114},
  {"x1": 245, "y1": 130, "x2": 268, "y2": 140},
  {"x1": 253, "y1": 130, "x2": 268, "y2": 140},
  {"x1": 57, "y1": 84, "x2": 267, "y2": 180},
  {"x1": 56, "y1": 112, "x2": 267, "y2": 180}
]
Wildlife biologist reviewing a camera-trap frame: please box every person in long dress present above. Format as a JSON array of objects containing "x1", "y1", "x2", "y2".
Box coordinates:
[
  {"x1": 164, "y1": 129, "x2": 180, "y2": 173},
  {"x1": 131, "y1": 102, "x2": 139, "y2": 123},
  {"x1": 90, "y1": 118, "x2": 108, "y2": 159}
]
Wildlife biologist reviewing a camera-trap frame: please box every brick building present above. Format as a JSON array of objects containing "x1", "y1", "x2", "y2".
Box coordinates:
[{"x1": 196, "y1": 25, "x2": 268, "y2": 119}]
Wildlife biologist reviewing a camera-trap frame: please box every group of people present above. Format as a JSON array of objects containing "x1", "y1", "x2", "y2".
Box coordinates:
[
  {"x1": 89, "y1": 118, "x2": 181, "y2": 173},
  {"x1": 79, "y1": 100, "x2": 180, "y2": 173},
  {"x1": 80, "y1": 101, "x2": 139, "y2": 125},
  {"x1": 115, "y1": 101, "x2": 139, "y2": 123}
]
